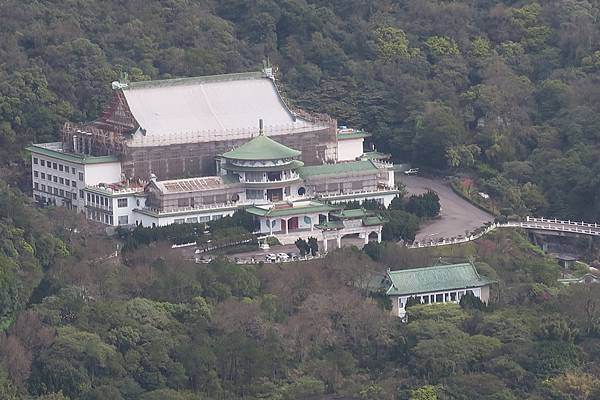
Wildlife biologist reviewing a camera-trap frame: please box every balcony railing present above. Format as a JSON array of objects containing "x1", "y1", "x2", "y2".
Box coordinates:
[
  {"x1": 241, "y1": 174, "x2": 300, "y2": 184},
  {"x1": 317, "y1": 186, "x2": 399, "y2": 198}
]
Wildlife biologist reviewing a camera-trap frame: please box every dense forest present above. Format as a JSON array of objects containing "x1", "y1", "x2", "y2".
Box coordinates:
[
  {"x1": 1, "y1": 0, "x2": 600, "y2": 399},
  {"x1": 2, "y1": 0, "x2": 600, "y2": 218}
]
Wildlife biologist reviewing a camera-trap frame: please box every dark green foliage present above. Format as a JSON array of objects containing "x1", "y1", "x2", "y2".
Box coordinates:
[
  {"x1": 460, "y1": 292, "x2": 487, "y2": 311},
  {"x1": 404, "y1": 191, "x2": 441, "y2": 218},
  {"x1": 307, "y1": 237, "x2": 319, "y2": 256},
  {"x1": 295, "y1": 238, "x2": 309, "y2": 256},
  {"x1": 1, "y1": 1, "x2": 600, "y2": 399},
  {"x1": 121, "y1": 210, "x2": 256, "y2": 250},
  {"x1": 381, "y1": 210, "x2": 420, "y2": 241}
]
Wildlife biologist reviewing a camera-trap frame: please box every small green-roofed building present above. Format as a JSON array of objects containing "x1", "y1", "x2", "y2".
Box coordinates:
[
  {"x1": 386, "y1": 263, "x2": 495, "y2": 319},
  {"x1": 222, "y1": 134, "x2": 301, "y2": 161}
]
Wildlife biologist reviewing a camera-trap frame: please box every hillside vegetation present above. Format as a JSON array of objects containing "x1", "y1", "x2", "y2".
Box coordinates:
[
  {"x1": 0, "y1": 1, "x2": 600, "y2": 399},
  {"x1": 2, "y1": 1, "x2": 600, "y2": 218}
]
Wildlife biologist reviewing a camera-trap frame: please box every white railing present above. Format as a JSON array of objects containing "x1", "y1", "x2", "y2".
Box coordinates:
[
  {"x1": 317, "y1": 187, "x2": 399, "y2": 199},
  {"x1": 405, "y1": 216, "x2": 600, "y2": 249},
  {"x1": 525, "y1": 216, "x2": 600, "y2": 229},
  {"x1": 144, "y1": 201, "x2": 243, "y2": 215},
  {"x1": 242, "y1": 175, "x2": 299, "y2": 184}
]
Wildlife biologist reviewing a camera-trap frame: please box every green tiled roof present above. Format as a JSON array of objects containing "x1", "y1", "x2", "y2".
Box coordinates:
[
  {"x1": 27, "y1": 145, "x2": 120, "y2": 165},
  {"x1": 337, "y1": 131, "x2": 371, "y2": 140},
  {"x1": 360, "y1": 151, "x2": 391, "y2": 160},
  {"x1": 331, "y1": 208, "x2": 373, "y2": 219},
  {"x1": 362, "y1": 215, "x2": 388, "y2": 226},
  {"x1": 315, "y1": 221, "x2": 345, "y2": 230},
  {"x1": 222, "y1": 134, "x2": 301, "y2": 161},
  {"x1": 386, "y1": 263, "x2": 495, "y2": 296},
  {"x1": 298, "y1": 160, "x2": 378, "y2": 178},
  {"x1": 244, "y1": 201, "x2": 337, "y2": 218}
]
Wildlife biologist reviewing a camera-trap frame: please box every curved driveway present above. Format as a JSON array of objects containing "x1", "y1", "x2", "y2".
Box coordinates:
[{"x1": 398, "y1": 176, "x2": 494, "y2": 242}]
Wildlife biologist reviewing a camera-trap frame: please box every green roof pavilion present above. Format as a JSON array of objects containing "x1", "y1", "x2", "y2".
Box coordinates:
[
  {"x1": 222, "y1": 134, "x2": 301, "y2": 161},
  {"x1": 386, "y1": 263, "x2": 495, "y2": 296}
]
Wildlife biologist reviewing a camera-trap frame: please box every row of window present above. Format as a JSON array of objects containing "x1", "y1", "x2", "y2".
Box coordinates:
[
  {"x1": 85, "y1": 193, "x2": 128, "y2": 209},
  {"x1": 34, "y1": 183, "x2": 78, "y2": 200},
  {"x1": 33, "y1": 157, "x2": 82, "y2": 178},
  {"x1": 173, "y1": 215, "x2": 222, "y2": 224},
  {"x1": 34, "y1": 171, "x2": 79, "y2": 187},
  {"x1": 87, "y1": 210, "x2": 114, "y2": 225}
]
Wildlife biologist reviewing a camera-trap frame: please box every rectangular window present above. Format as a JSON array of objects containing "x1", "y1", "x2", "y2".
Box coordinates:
[
  {"x1": 177, "y1": 198, "x2": 190, "y2": 208},
  {"x1": 109, "y1": 216, "x2": 113, "y2": 225},
  {"x1": 53, "y1": 176, "x2": 57, "y2": 183},
  {"x1": 59, "y1": 189, "x2": 64, "y2": 197},
  {"x1": 41, "y1": 172, "x2": 45, "y2": 180},
  {"x1": 59, "y1": 164, "x2": 63, "y2": 172},
  {"x1": 34, "y1": 171, "x2": 38, "y2": 178},
  {"x1": 79, "y1": 190, "x2": 84, "y2": 199},
  {"x1": 65, "y1": 179, "x2": 69, "y2": 186},
  {"x1": 40, "y1": 159, "x2": 45, "y2": 167},
  {"x1": 211, "y1": 214, "x2": 223, "y2": 221},
  {"x1": 72, "y1": 181, "x2": 76, "y2": 187},
  {"x1": 47, "y1": 174, "x2": 51, "y2": 181},
  {"x1": 117, "y1": 198, "x2": 128, "y2": 208},
  {"x1": 78, "y1": 172, "x2": 84, "y2": 181},
  {"x1": 72, "y1": 193, "x2": 77, "y2": 200},
  {"x1": 33, "y1": 157, "x2": 38, "y2": 165},
  {"x1": 34, "y1": 182, "x2": 39, "y2": 190},
  {"x1": 59, "y1": 178, "x2": 64, "y2": 184},
  {"x1": 118, "y1": 216, "x2": 128, "y2": 225},
  {"x1": 72, "y1": 167, "x2": 76, "y2": 174},
  {"x1": 186, "y1": 217, "x2": 198, "y2": 223},
  {"x1": 52, "y1": 162, "x2": 57, "y2": 170},
  {"x1": 53, "y1": 188, "x2": 58, "y2": 195},
  {"x1": 174, "y1": 218, "x2": 185, "y2": 224},
  {"x1": 41, "y1": 184, "x2": 46, "y2": 192},
  {"x1": 246, "y1": 189, "x2": 263, "y2": 200},
  {"x1": 198, "y1": 216, "x2": 210, "y2": 222},
  {"x1": 87, "y1": 193, "x2": 90, "y2": 202}
]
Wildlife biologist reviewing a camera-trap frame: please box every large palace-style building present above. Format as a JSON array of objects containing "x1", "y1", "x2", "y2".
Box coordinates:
[{"x1": 27, "y1": 66, "x2": 399, "y2": 238}]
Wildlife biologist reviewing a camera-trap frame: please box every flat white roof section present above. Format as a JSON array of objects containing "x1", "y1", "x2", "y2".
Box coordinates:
[{"x1": 122, "y1": 72, "x2": 321, "y2": 147}]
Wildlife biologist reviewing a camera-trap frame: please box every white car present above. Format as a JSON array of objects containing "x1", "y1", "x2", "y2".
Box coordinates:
[
  {"x1": 277, "y1": 253, "x2": 290, "y2": 261},
  {"x1": 265, "y1": 254, "x2": 277, "y2": 262},
  {"x1": 404, "y1": 168, "x2": 419, "y2": 175}
]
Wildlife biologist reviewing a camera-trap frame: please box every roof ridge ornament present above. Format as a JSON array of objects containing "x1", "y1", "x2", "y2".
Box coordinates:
[{"x1": 263, "y1": 58, "x2": 274, "y2": 80}]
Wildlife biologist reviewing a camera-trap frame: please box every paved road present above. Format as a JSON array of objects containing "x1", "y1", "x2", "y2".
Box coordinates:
[{"x1": 398, "y1": 175, "x2": 494, "y2": 242}]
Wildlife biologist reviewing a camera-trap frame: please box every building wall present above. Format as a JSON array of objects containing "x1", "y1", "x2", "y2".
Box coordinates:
[
  {"x1": 133, "y1": 208, "x2": 236, "y2": 228},
  {"x1": 337, "y1": 138, "x2": 364, "y2": 161},
  {"x1": 83, "y1": 190, "x2": 146, "y2": 226},
  {"x1": 122, "y1": 127, "x2": 337, "y2": 180},
  {"x1": 390, "y1": 286, "x2": 490, "y2": 318},
  {"x1": 303, "y1": 170, "x2": 380, "y2": 195},
  {"x1": 84, "y1": 163, "x2": 122, "y2": 185},
  {"x1": 31, "y1": 153, "x2": 87, "y2": 212},
  {"x1": 258, "y1": 212, "x2": 321, "y2": 234}
]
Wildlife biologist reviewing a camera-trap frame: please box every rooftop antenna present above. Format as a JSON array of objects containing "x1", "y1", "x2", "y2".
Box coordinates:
[
  {"x1": 111, "y1": 71, "x2": 130, "y2": 90},
  {"x1": 263, "y1": 58, "x2": 274, "y2": 80}
]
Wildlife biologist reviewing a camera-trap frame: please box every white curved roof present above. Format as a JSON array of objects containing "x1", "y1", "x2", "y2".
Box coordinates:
[{"x1": 121, "y1": 72, "x2": 316, "y2": 145}]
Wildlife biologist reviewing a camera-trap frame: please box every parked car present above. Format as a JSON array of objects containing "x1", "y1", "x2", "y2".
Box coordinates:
[
  {"x1": 265, "y1": 254, "x2": 277, "y2": 262},
  {"x1": 277, "y1": 253, "x2": 289, "y2": 261},
  {"x1": 404, "y1": 168, "x2": 419, "y2": 175}
]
